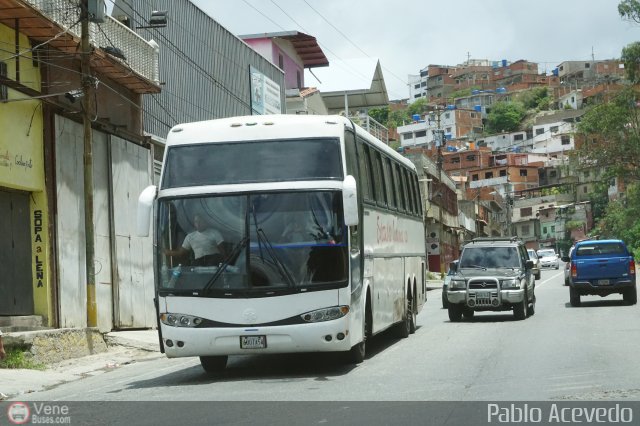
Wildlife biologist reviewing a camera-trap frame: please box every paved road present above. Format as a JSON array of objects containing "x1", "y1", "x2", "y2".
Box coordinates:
[{"x1": 20, "y1": 267, "x2": 640, "y2": 403}]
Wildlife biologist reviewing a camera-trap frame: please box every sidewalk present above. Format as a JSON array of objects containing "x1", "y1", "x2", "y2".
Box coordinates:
[
  {"x1": 0, "y1": 329, "x2": 161, "y2": 400},
  {"x1": 426, "y1": 279, "x2": 444, "y2": 290}
]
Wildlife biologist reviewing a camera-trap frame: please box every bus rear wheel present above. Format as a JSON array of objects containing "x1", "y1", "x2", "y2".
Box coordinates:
[
  {"x1": 396, "y1": 289, "x2": 415, "y2": 338},
  {"x1": 409, "y1": 295, "x2": 417, "y2": 334},
  {"x1": 200, "y1": 355, "x2": 228, "y2": 374}
]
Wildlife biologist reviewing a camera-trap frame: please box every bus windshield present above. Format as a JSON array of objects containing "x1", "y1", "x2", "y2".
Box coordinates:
[
  {"x1": 157, "y1": 191, "x2": 348, "y2": 296},
  {"x1": 162, "y1": 138, "x2": 343, "y2": 188}
]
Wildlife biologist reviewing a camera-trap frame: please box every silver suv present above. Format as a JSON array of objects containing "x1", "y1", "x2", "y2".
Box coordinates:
[{"x1": 447, "y1": 237, "x2": 536, "y2": 321}]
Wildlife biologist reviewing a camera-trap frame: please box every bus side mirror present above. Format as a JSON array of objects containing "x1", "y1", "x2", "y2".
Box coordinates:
[
  {"x1": 343, "y1": 175, "x2": 359, "y2": 227},
  {"x1": 137, "y1": 185, "x2": 157, "y2": 237}
]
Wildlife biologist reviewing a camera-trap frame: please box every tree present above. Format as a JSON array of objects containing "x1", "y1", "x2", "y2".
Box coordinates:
[
  {"x1": 588, "y1": 181, "x2": 611, "y2": 224},
  {"x1": 407, "y1": 98, "x2": 428, "y2": 117},
  {"x1": 484, "y1": 101, "x2": 526, "y2": 133},
  {"x1": 619, "y1": 0, "x2": 640, "y2": 23},
  {"x1": 516, "y1": 87, "x2": 551, "y2": 111},
  {"x1": 388, "y1": 108, "x2": 410, "y2": 128},
  {"x1": 575, "y1": 86, "x2": 640, "y2": 182},
  {"x1": 367, "y1": 107, "x2": 389, "y2": 125},
  {"x1": 621, "y1": 42, "x2": 640, "y2": 83},
  {"x1": 594, "y1": 182, "x2": 640, "y2": 256}
]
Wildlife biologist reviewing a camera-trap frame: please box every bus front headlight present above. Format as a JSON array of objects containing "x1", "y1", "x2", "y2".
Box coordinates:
[
  {"x1": 301, "y1": 306, "x2": 349, "y2": 323},
  {"x1": 160, "y1": 313, "x2": 203, "y2": 327}
]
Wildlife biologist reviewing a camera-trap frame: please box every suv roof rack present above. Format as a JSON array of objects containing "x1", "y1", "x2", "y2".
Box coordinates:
[{"x1": 469, "y1": 236, "x2": 521, "y2": 243}]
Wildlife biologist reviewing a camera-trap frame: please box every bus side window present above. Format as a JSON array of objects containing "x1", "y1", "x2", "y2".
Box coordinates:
[
  {"x1": 373, "y1": 150, "x2": 387, "y2": 207},
  {"x1": 360, "y1": 142, "x2": 375, "y2": 203},
  {"x1": 383, "y1": 157, "x2": 396, "y2": 210},
  {"x1": 413, "y1": 174, "x2": 423, "y2": 216},
  {"x1": 394, "y1": 164, "x2": 407, "y2": 212},
  {"x1": 344, "y1": 129, "x2": 359, "y2": 180},
  {"x1": 402, "y1": 168, "x2": 416, "y2": 213},
  {"x1": 408, "y1": 172, "x2": 419, "y2": 216}
]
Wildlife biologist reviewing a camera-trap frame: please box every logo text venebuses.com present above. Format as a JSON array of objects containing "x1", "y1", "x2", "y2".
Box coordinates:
[
  {"x1": 7, "y1": 402, "x2": 72, "y2": 425},
  {"x1": 7, "y1": 402, "x2": 30, "y2": 424}
]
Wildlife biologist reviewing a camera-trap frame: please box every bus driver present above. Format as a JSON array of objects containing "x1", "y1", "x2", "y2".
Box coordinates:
[{"x1": 165, "y1": 214, "x2": 225, "y2": 266}]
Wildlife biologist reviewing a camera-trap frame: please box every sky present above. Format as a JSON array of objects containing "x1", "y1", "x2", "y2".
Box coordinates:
[{"x1": 185, "y1": 1, "x2": 637, "y2": 101}]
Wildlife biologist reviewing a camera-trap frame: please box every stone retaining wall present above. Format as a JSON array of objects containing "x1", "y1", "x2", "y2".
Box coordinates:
[{"x1": 3, "y1": 328, "x2": 108, "y2": 365}]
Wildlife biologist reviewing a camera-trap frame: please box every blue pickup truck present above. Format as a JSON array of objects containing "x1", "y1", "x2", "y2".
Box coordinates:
[{"x1": 562, "y1": 239, "x2": 637, "y2": 306}]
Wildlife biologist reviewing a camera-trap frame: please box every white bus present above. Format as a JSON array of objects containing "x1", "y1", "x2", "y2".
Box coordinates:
[{"x1": 138, "y1": 114, "x2": 427, "y2": 373}]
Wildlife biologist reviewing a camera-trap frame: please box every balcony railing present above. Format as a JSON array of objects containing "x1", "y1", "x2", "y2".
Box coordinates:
[
  {"x1": 351, "y1": 113, "x2": 389, "y2": 144},
  {"x1": 25, "y1": 0, "x2": 158, "y2": 86}
]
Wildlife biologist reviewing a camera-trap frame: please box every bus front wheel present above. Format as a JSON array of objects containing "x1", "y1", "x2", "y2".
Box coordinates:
[
  {"x1": 347, "y1": 298, "x2": 371, "y2": 364},
  {"x1": 200, "y1": 355, "x2": 228, "y2": 374}
]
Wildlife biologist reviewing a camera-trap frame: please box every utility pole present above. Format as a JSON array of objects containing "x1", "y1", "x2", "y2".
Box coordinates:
[
  {"x1": 432, "y1": 106, "x2": 446, "y2": 273},
  {"x1": 81, "y1": 0, "x2": 97, "y2": 327}
]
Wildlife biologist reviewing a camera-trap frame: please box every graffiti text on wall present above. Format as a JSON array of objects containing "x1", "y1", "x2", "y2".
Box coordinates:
[
  {"x1": 34, "y1": 209, "x2": 45, "y2": 288},
  {"x1": 0, "y1": 150, "x2": 34, "y2": 170}
]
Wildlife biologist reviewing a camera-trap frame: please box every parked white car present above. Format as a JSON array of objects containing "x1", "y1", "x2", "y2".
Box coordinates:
[
  {"x1": 527, "y1": 249, "x2": 542, "y2": 280},
  {"x1": 537, "y1": 248, "x2": 559, "y2": 269}
]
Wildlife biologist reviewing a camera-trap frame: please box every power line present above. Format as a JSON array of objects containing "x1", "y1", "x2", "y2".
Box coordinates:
[
  {"x1": 116, "y1": 0, "x2": 253, "y2": 110},
  {"x1": 256, "y1": 0, "x2": 376, "y2": 90},
  {"x1": 242, "y1": 0, "x2": 286, "y2": 31},
  {"x1": 300, "y1": 0, "x2": 408, "y2": 93},
  {"x1": 239, "y1": 0, "x2": 406, "y2": 100}
]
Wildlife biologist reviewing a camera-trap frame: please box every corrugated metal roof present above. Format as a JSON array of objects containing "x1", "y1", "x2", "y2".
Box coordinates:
[
  {"x1": 115, "y1": 0, "x2": 286, "y2": 138},
  {"x1": 240, "y1": 31, "x2": 329, "y2": 68}
]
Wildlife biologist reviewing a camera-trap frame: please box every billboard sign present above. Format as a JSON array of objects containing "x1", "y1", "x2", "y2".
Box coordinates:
[{"x1": 250, "y1": 66, "x2": 282, "y2": 115}]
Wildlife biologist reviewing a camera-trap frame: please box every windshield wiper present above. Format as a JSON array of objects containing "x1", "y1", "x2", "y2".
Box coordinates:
[
  {"x1": 309, "y1": 207, "x2": 328, "y2": 240},
  {"x1": 255, "y1": 228, "x2": 296, "y2": 287},
  {"x1": 202, "y1": 236, "x2": 248, "y2": 293},
  {"x1": 250, "y1": 202, "x2": 295, "y2": 287}
]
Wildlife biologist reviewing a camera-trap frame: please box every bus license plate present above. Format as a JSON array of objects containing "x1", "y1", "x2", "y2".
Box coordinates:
[
  {"x1": 597, "y1": 279, "x2": 610, "y2": 285},
  {"x1": 240, "y1": 335, "x2": 266, "y2": 349}
]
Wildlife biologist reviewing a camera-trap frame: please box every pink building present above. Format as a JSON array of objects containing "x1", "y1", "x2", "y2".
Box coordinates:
[{"x1": 240, "y1": 31, "x2": 328, "y2": 90}]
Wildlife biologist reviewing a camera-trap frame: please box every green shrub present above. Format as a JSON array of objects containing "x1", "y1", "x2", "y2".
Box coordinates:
[{"x1": 0, "y1": 347, "x2": 45, "y2": 370}]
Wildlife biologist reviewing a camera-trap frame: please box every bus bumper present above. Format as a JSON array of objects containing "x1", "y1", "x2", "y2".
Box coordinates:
[{"x1": 160, "y1": 317, "x2": 353, "y2": 357}]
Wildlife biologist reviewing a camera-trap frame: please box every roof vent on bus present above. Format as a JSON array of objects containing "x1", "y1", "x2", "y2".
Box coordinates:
[
  {"x1": 263, "y1": 122, "x2": 274, "y2": 126},
  {"x1": 171, "y1": 127, "x2": 183, "y2": 132},
  {"x1": 230, "y1": 123, "x2": 242, "y2": 127}
]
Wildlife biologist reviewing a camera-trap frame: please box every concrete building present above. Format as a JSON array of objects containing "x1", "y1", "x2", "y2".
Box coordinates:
[
  {"x1": 307, "y1": 57, "x2": 391, "y2": 143},
  {"x1": 239, "y1": 31, "x2": 330, "y2": 115},
  {"x1": 0, "y1": 0, "x2": 160, "y2": 331},
  {"x1": 408, "y1": 67, "x2": 428, "y2": 103},
  {"x1": 427, "y1": 65, "x2": 457, "y2": 102},
  {"x1": 404, "y1": 151, "x2": 459, "y2": 273},
  {"x1": 556, "y1": 60, "x2": 625, "y2": 86},
  {"x1": 397, "y1": 107, "x2": 483, "y2": 148},
  {"x1": 113, "y1": 0, "x2": 286, "y2": 156}
]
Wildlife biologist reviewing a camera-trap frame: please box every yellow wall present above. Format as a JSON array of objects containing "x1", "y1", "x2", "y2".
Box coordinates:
[
  {"x1": 0, "y1": 23, "x2": 44, "y2": 192},
  {"x1": 0, "y1": 23, "x2": 52, "y2": 324}
]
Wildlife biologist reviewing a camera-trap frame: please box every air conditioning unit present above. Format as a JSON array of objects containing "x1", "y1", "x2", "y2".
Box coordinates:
[{"x1": 428, "y1": 242, "x2": 441, "y2": 255}]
